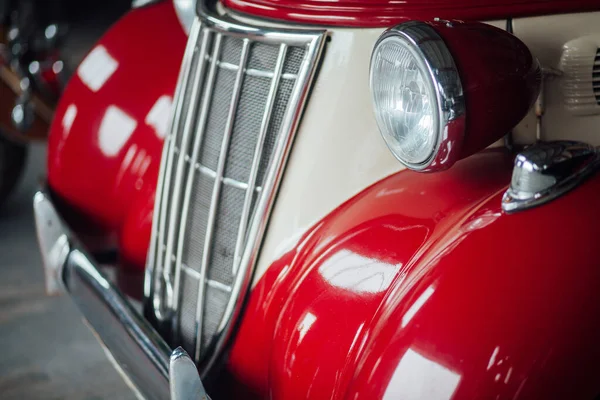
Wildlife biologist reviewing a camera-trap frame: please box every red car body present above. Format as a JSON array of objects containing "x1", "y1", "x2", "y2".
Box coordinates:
[{"x1": 43, "y1": 0, "x2": 600, "y2": 398}]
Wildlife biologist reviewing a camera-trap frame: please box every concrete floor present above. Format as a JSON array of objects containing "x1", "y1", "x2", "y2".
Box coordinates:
[{"x1": 0, "y1": 144, "x2": 135, "y2": 399}]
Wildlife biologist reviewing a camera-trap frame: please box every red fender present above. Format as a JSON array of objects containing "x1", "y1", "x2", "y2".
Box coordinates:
[
  {"x1": 47, "y1": 1, "x2": 186, "y2": 269},
  {"x1": 227, "y1": 149, "x2": 600, "y2": 399}
]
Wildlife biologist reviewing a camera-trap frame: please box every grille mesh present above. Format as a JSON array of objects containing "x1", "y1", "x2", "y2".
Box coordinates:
[{"x1": 146, "y1": 14, "x2": 323, "y2": 369}]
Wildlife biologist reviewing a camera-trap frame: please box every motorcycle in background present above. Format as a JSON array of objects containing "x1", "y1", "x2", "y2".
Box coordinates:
[{"x1": 0, "y1": 0, "x2": 130, "y2": 206}]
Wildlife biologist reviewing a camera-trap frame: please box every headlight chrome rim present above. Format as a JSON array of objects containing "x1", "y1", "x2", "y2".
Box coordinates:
[{"x1": 370, "y1": 21, "x2": 465, "y2": 172}]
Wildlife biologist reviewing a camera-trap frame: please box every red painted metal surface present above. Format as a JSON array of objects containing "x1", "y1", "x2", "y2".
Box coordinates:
[
  {"x1": 47, "y1": 1, "x2": 186, "y2": 270},
  {"x1": 222, "y1": 0, "x2": 600, "y2": 27},
  {"x1": 226, "y1": 149, "x2": 600, "y2": 399},
  {"x1": 432, "y1": 21, "x2": 540, "y2": 166}
]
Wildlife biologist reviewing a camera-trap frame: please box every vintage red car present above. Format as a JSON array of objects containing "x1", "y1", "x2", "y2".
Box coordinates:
[{"x1": 33, "y1": 0, "x2": 600, "y2": 398}]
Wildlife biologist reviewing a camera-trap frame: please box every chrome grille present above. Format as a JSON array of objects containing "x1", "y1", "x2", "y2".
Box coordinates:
[{"x1": 144, "y1": 9, "x2": 325, "y2": 375}]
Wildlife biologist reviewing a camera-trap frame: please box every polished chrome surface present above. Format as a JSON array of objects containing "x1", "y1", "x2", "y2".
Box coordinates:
[
  {"x1": 33, "y1": 191, "x2": 171, "y2": 400},
  {"x1": 370, "y1": 21, "x2": 465, "y2": 171},
  {"x1": 33, "y1": 192, "x2": 70, "y2": 295},
  {"x1": 193, "y1": 36, "x2": 250, "y2": 360},
  {"x1": 233, "y1": 42, "x2": 287, "y2": 276},
  {"x1": 145, "y1": 5, "x2": 326, "y2": 376},
  {"x1": 164, "y1": 26, "x2": 214, "y2": 316},
  {"x1": 146, "y1": 18, "x2": 203, "y2": 318},
  {"x1": 170, "y1": 347, "x2": 211, "y2": 400},
  {"x1": 172, "y1": 30, "x2": 219, "y2": 318},
  {"x1": 503, "y1": 141, "x2": 600, "y2": 213}
]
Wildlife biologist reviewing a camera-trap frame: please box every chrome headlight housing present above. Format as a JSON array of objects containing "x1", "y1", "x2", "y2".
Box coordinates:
[{"x1": 370, "y1": 21, "x2": 465, "y2": 171}]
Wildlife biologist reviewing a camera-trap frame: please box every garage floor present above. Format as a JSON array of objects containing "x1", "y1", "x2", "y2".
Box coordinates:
[{"x1": 0, "y1": 144, "x2": 135, "y2": 399}]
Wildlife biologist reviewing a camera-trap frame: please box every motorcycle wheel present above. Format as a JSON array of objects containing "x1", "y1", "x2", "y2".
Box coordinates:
[{"x1": 0, "y1": 132, "x2": 27, "y2": 207}]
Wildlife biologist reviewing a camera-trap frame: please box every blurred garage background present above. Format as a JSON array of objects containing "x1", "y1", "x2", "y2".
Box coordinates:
[{"x1": 0, "y1": 144, "x2": 135, "y2": 399}]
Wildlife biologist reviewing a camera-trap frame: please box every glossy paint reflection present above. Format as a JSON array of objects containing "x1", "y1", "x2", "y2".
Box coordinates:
[
  {"x1": 227, "y1": 149, "x2": 600, "y2": 399},
  {"x1": 77, "y1": 45, "x2": 119, "y2": 92},
  {"x1": 98, "y1": 106, "x2": 137, "y2": 156},
  {"x1": 318, "y1": 250, "x2": 401, "y2": 294},
  {"x1": 61, "y1": 104, "x2": 77, "y2": 137},
  {"x1": 145, "y1": 95, "x2": 173, "y2": 139},
  {"x1": 384, "y1": 348, "x2": 461, "y2": 400},
  {"x1": 47, "y1": 1, "x2": 186, "y2": 269},
  {"x1": 400, "y1": 285, "x2": 434, "y2": 328}
]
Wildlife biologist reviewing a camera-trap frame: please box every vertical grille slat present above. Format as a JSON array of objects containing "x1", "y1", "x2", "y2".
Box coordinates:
[
  {"x1": 233, "y1": 43, "x2": 287, "y2": 275},
  {"x1": 145, "y1": 11, "x2": 325, "y2": 374},
  {"x1": 164, "y1": 29, "x2": 212, "y2": 313},
  {"x1": 174, "y1": 32, "x2": 224, "y2": 341},
  {"x1": 195, "y1": 38, "x2": 250, "y2": 360},
  {"x1": 172, "y1": 29, "x2": 219, "y2": 320},
  {"x1": 149, "y1": 19, "x2": 202, "y2": 320}
]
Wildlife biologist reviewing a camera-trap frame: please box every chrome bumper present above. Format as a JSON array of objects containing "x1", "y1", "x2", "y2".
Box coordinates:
[{"x1": 33, "y1": 191, "x2": 209, "y2": 400}]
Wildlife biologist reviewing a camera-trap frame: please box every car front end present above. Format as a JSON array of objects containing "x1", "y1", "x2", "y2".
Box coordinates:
[{"x1": 35, "y1": 0, "x2": 600, "y2": 398}]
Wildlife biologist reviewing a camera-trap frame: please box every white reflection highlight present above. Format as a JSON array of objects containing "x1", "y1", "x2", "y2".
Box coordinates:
[
  {"x1": 98, "y1": 106, "x2": 137, "y2": 156},
  {"x1": 61, "y1": 104, "x2": 77, "y2": 137},
  {"x1": 116, "y1": 144, "x2": 138, "y2": 187},
  {"x1": 318, "y1": 249, "x2": 401, "y2": 294},
  {"x1": 401, "y1": 285, "x2": 435, "y2": 328},
  {"x1": 384, "y1": 349, "x2": 461, "y2": 400},
  {"x1": 132, "y1": 0, "x2": 156, "y2": 6},
  {"x1": 77, "y1": 46, "x2": 118, "y2": 92},
  {"x1": 145, "y1": 95, "x2": 172, "y2": 139},
  {"x1": 487, "y1": 346, "x2": 500, "y2": 370},
  {"x1": 297, "y1": 312, "x2": 316, "y2": 342}
]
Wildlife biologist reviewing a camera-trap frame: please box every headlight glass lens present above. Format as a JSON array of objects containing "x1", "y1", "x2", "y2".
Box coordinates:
[{"x1": 370, "y1": 35, "x2": 439, "y2": 167}]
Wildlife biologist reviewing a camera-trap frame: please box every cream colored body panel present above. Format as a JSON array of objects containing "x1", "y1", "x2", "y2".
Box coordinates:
[{"x1": 244, "y1": 12, "x2": 600, "y2": 285}]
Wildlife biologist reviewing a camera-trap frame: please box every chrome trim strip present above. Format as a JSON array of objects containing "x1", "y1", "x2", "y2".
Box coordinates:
[
  {"x1": 34, "y1": 191, "x2": 172, "y2": 400},
  {"x1": 195, "y1": 38, "x2": 251, "y2": 360},
  {"x1": 163, "y1": 28, "x2": 211, "y2": 313},
  {"x1": 183, "y1": 265, "x2": 233, "y2": 292},
  {"x1": 206, "y1": 279, "x2": 232, "y2": 293},
  {"x1": 232, "y1": 43, "x2": 287, "y2": 275},
  {"x1": 149, "y1": 18, "x2": 202, "y2": 321},
  {"x1": 171, "y1": 146, "x2": 251, "y2": 190},
  {"x1": 173, "y1": 31, "x2": 223, "y2": 335},
  {"x1": 207, "y1": 58, "x2": 297, "y2": 80}
]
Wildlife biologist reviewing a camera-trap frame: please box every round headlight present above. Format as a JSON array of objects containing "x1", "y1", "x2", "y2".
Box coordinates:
[{"x1": 370, "y1": 21, "x2": 464, "y2": 171}]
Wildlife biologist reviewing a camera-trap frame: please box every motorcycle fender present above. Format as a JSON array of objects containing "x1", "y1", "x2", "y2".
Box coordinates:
[
  {"x1": 47, "y1": 1, "x2": 186, "y2": 268},
  {"x1": 228, "y1": 149, "x2": 600, "y2": 399}
]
